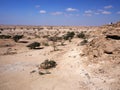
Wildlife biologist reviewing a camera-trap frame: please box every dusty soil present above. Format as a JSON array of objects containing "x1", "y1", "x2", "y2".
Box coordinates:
[{"x1": 0, "y1": 22, "x2": 120, "y2": 90}]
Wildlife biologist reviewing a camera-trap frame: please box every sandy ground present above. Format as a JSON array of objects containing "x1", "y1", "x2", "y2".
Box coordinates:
[{"x1": 0, "y1": 37, "x2": 120, "y2": 90}]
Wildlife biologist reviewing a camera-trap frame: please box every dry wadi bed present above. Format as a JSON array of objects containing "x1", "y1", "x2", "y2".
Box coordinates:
[{"x1": 0, "y1": 22, "x2": 120, "y2": 90}]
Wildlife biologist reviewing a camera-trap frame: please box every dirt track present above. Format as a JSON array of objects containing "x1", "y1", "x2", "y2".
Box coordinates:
[{"x1": 0, "y1": 38, "x2": 120, "y2": 90}]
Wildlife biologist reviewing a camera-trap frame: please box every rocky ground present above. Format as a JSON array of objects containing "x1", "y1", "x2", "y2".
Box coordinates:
[{"x1": 0, "y1": 22, "x2": 120, "y2": 90}]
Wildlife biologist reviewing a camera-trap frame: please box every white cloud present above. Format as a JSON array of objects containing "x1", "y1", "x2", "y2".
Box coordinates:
[
  {"x1": 64, "y1": 13, "x2": 72, "y2": 17},
  {"x1": 83, "y1": 9, "x2": 112, "y2": 16},
  {"x1": 84, "y1": 10, "x2": 93, "y2": 16},
  {"x1": 104, "y1": 5, "x2": 113, "y2": 9},
  {"x1": 94, "y1": 12, "x2": 100, "y2": 15},
  {"x1": 35, "y1": 5, "x2": 40, "y2": 8},
  {"x1": 51, "y1": 12, "x2": 63, "y2": 15},
  {"x1": 101, "y1": 11, "x2": 111, "y2": 14},
  {"x1": 85, "y1": 10, "x2": 93, "y2": 13},
  {"x1": 84, "y1": 13, "x2": 92, "y2": 16},
  {"x1": 97, "y1": 9, "x2": 111, "y2": 15},
  {"x1": 117, "y1": 11, "x2": 120, "y2": 14},
  {"x1": 66, "y1": 8, "x2": 78, "y2": 12},
  {"x1": 40, "y1": 10, "x2": 46, "y2": 14},
  {"x1": 64, "y1": 13, "x2": 79, "y2": 17}
]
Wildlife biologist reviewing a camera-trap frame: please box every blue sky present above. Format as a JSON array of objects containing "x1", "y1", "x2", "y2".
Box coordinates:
[{"x1": 0, "y1": 0, "x2": 120, "y2": 26}]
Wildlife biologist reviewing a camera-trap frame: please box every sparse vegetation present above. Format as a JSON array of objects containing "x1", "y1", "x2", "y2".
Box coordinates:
[
  {"x1": 38, "y1": 71, "x2": 51, "y2": 75},
  {"x1": 43, "y1": 35, "x2": 50, "y2": 38},
  {"x1": 13, "y1": 35, "x2": 23, "y2": 42},
  {"x1": 63, "y1": 31, "x2": 75, "y2": 41},
  {"x1": 0, "y1": 22, "x2": 120, "y2": 90},
  {"x1": 48, "y1": 35, "x2": 59, "y2": 51},
  {"x1": 65, "y1": 31, "x2": 75, "y2": 40},
  {"x1": 60, "y1": 39, "x2": 65, "y2": 46},
  {"x1": 27, "y1": 42, "x2": 40, "y2": 49},
  {"x1": 106, "y1": 35, "x2": 120, "y2": 40},
  {"x1": 35, "y1": 34, "x2": 40, "y2": 38},
  {"x1": 0, "y1": 28, "x2": 4, "y2": 31},
  {"x1": 43, "y1": 42, "x2": 49, "y2": 46},
  {"x1": 38, "y1": 27, "x2": 44, "y2": 30},
  {"x1": 77, "y1": 31, "x2": 86, "y2": 39},
  {"x1": 40, "y1": 59, "x2": 57, "y2": 69},
  {"x1": 0, "y1": 35, "x2": 11, "y2": 39},
  {"x1": 80, "y1": 39, "x2": 88, "y2": 45},
  {"x1": 18, "y1": 40, "x2": 28, "y2": 43},
  {"x1": 48, "y1": 36, "x2": 57, "y2": 42}
]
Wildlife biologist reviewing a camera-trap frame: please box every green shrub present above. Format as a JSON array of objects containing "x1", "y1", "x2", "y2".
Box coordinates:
[
  {"x1": 63, "y1": 31, "x2": 75, "y2": 40},
  {"x1": 27, "y1": 42, "x2": 40, "y2": 49},
  {"x1": 0, "y1": 35, "x2": 11, "y2": 39},
  {"x1": 40, "y1": 59, "x2": 57, "y2": 69},
  {"x1": 77, "y1": 32, "x2": 86, "y2": 39},
  {"x1": 13, "y1": 35, "x2": 23, "y2": 42}
]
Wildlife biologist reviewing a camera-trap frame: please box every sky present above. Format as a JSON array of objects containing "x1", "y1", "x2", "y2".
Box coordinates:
[{"x1": 0, "y1": 0, "x2": 120, "y2": 26}]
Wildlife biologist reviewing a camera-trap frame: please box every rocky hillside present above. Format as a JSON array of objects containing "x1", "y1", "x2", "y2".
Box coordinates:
[{"x1": 83, "y1": 22, "x2": 120, "y2": 65}]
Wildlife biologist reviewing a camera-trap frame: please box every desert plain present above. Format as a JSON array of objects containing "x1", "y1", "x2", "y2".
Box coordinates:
[{"x1": 0, "y1": 22, "x2": 120, "y2": 90}]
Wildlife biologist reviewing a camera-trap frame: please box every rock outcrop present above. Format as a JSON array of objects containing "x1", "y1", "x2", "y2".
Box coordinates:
[{"x1": 83, "y1": 22, "x2": 120, "y2": 64}]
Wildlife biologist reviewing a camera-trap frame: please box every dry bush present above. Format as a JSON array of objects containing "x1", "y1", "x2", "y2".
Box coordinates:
[
  {"x1": 63, "y1": 31, "x2": 75, "y2": 40},
  {"x1": 40, "y1": 59, "x2": 57, "y2": 69},
  {"x1": 77, "y1": 31, "x2": 86, "y2": 39},
  {"x1": 80, "y1": 39, "x2": 88, "y2": 45},
  {"x1": 13, "y1": 35, "x2": 23, "y2": 42},
  {"x1": 0, "y1": 35, "x2": 11, "y2": 39},
  {"x1": 27, "y1": 42, "x2": 40, "y2": 49}
]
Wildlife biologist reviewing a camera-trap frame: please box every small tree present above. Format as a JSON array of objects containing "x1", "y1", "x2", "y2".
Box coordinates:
[
  {"x1": 48, "y1": 35, "x2": 58, "y2": 51},
  {"x1": 27, "y1": 42, "x2": 40, "y2": 49},
  {"x1": 13, "y1": 35, "x2": 23, "y2": 42},
  {"x1": 51, "y1": 36, "x2": 58, "y2": 51}
]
